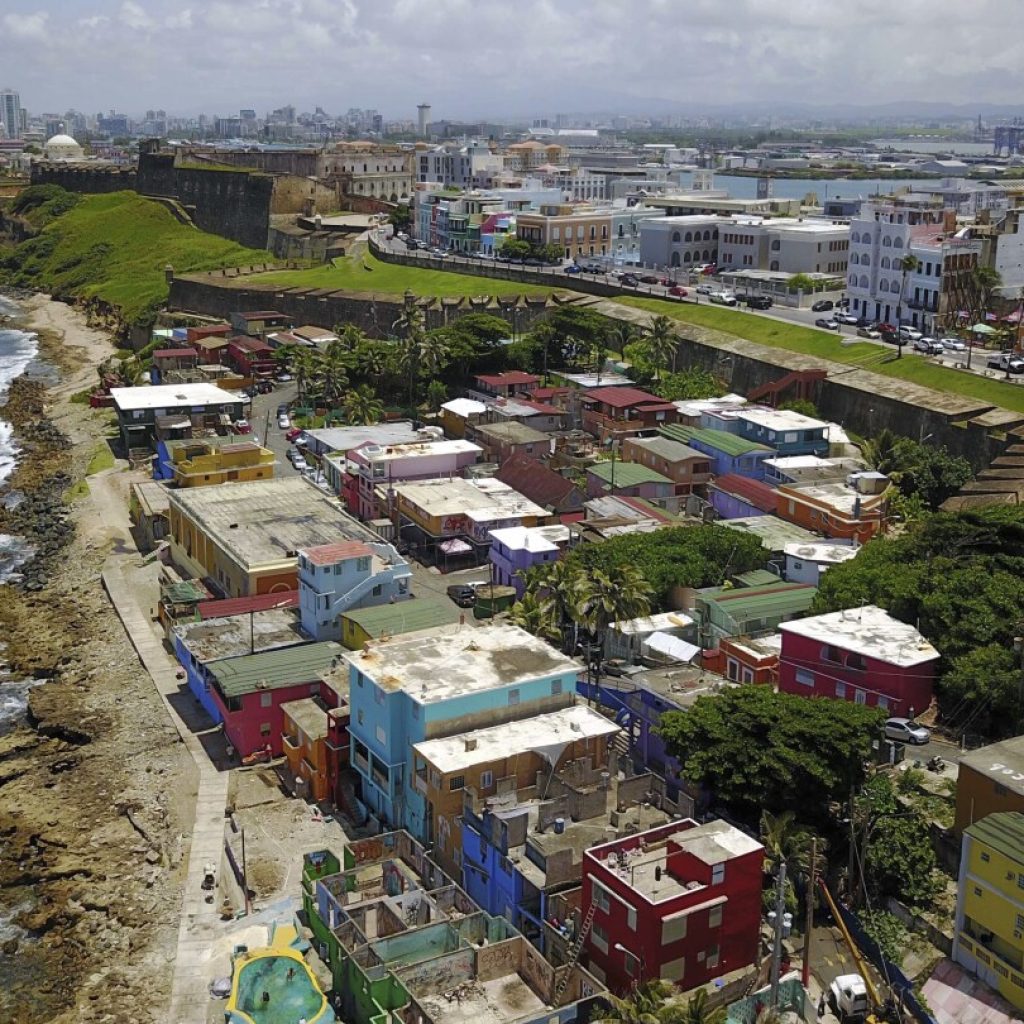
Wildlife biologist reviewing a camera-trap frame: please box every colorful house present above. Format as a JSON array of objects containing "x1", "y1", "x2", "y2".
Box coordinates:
[
  {"x1": 581, "y1": 819, "x2": 763, "y2": 995},
  {"x1": 170, "y1": 439, "x2": 276, "y2": 487},
  {"x1": 496, "y1": 454, "x2": 585, "y2": 516},
  {"x1": 659, "y1": 424, "x2": 774, "y2": 480},
  {"x1": 466, "y1": 420, "x2": 552, "y2": 463},
  {"x1": 735, "y1": 409, "x2": 830, "y2": 457},
  {"x1": 346, "y1": 624, "x2": 579, "y2": 839},
  {"x1": 778, "y1": 605, "x2": 939, "y2": 717},
  {"x1": 339, "y1": 597, "x2": 460, "y2": 650},
  {"x1": 585, "y1": 462, "x2": 675, "y2": 501},
  {"x1": 206, "y1": 641, "x2": 343, "y2": 759},
  {"x1": 298, "y1": 540, "x2": 412, "y2": 642},
  {"x1": 694, "y1": 581, "x2": 817, "y2": 646},
  {"x1": 776, "y1": 479, "x2": 888, "y2": 543},
  {"x1": 580, "y1": 386, "x2": 678, "y2": 442},
  {"x1": 705, "y1": 634, "x2": 782, "y2": 685},
  {"x1": 953, "y1": 812, "x2": 1024, "y2": 1011},
  {"x1": 783, "y1": 541, "x2": 858, "y2": 585},
  {"x1": 226, "y1": 335, "x2": 277, "y2": 378},
  {"x1": 955, "y1": 736, "x2": 1024, "y2": 835},
  {"x1": 473, "y1": 371, "x2": 541, "y2": 398},
  {"x1": 621, "y1": 436, "x2": 713, "y2": 496},
  {"x1": 281, "y1": 697, "x2": 347, "y2": 803},
  {"x1": 489, "y1": 524, "x2": 571, "y2": 596},
  {"x1": 708, "y1": 474, "x2": 778, "y2": 519},
  {"x1": 439, "y1": 398, "x2": 487, "y2": 439}
]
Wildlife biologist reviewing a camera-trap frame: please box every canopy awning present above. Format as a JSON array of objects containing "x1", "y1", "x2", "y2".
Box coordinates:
[
  {"x1": 642, "y1": 631, "x2": 701, "y2": 664},
  {"x1": 439, "y1": 538, "x2": 472, "y2": 555},
  {"x1": 970, "y1": 322, "x2": 997, "y2": 335}
]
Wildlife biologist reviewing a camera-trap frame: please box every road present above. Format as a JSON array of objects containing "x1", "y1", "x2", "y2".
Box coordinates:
[
  {"x1": 379, "y1": 234, "x2": 1024, "y2": 388},
  {"x1": 249, "y1": 380, "x2": 300, "y2": 475}
]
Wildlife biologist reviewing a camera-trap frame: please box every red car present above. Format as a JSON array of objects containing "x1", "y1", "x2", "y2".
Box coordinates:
[
  {"x1": 285, "y1": 427, "x2": 304, "y2": 443},
  {"x1": 668, "y1": 285, "x2": 688, "y2": 297}
]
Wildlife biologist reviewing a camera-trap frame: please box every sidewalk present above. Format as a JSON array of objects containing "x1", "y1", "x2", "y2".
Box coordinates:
[{"x1": 102, "y1": 558, "x2": 230, "y2": 1024}]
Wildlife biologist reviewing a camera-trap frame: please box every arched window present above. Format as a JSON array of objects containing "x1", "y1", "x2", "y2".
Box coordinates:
[
  {"x1": 770, "y1": 260, "x2": 780, "y2": 271},
  {"x1": 879, "y1": 280, "x2": 889, "y2": 292},
  {"x1": 882, "y1": 235, "x2": 892, "y2": 247},
  {"x1": 893, "y1": 237, "x2": 904, "y2": 248},
  {"x1": 861, "y1": 255, "x2": 871, "y2": 267},
  {"x1": 851, "y1": 231, "x2": 861, "y2": 243},
  {"x1": 770, "y1": 239, "x2": 781, "y2": 251},
  {"x1": 684, "y1": 232, "x2": 693, "y2": 242},
  {"x1": 703, "y1": 229, "x2": 712, "y2": 241},
  {"x1": 712, "y1": 229, "x2": 719, "y2": 239},
  {"x1": 683, "y1": 251, "x2": 691, "y2": 263},
  {"x1": 670, "y1": 252, "x2": 680, "y2": 267},
  {"x1": 861, "y1": 232, "x2": 871, "y2": 244},
  {"x1": 672, "y1": 231, "x2": 681, "y2": 242},
  {"x1": 881, "y1": 257, "x2": 890, "y2": 269},
  {"x1": 859, "y1": 275, "x2": 869, "y2": 288},
  {"x1": 618, "y1": 225, "x2": 625, "y2": 237},
  {"x1": 703, "y1": 249, "x2": 711, "y2": 261},
  {"x1": 849, "y1": 273, "x2": 857, "y2": 286}
]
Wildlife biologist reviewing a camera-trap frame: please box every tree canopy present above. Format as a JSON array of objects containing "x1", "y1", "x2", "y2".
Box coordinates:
[{"x1": 658, "y1": 686, "x2": 884, "y2": 830}]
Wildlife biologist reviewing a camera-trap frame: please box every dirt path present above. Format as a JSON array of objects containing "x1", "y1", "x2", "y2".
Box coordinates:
[{"x1": 0, "y1": 297, "x2": 193, "y2": 1024}]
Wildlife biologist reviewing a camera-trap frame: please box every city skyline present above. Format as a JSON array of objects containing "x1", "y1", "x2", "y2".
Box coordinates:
[{"x1": 3, "y1": 0, "x2": 1024, "y2": 120}]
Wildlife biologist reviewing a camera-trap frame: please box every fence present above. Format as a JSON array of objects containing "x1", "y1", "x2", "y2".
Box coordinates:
[{"x1": 834, "y1": 900, "x2": 938, "y2": 1024}]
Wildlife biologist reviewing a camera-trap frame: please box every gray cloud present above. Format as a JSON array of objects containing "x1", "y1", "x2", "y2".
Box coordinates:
[{"x1": 3, "y1": 0, "x2": 1024, "y2": 118}]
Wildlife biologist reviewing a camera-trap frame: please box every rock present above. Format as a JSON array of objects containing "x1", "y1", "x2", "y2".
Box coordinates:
[{"x1": 2, "y1": 937, "x2": 19, "y2": 954}]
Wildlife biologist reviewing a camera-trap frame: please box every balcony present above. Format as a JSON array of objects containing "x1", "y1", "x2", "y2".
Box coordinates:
[
  {"x1": 353, "y1": 750, "x2": 369, "y2": 774},
  {"x1": 962, "y1": 922, "x2": 1024, "y2": 973},
  {"x1": 282, "y1": 732, "x2": 300, "y2": 752}
]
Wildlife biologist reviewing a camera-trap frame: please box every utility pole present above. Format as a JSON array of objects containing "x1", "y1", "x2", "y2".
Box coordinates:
[
  {"x1": 241, "y1": 827, "x2": 250, "y2": 915},
  {"x1": 802, "y1": 839, "x2": 817, "y2": 989},
  {"x1": 769, "y1": 859, "x2": 787, "y2": 1008}
]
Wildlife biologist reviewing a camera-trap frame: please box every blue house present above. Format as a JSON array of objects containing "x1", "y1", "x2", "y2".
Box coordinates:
[
  {"x1": 171, "y1": 608, "x2": 308, "y2": 724},
  {"x1": 659, "y1": 424, "x2": 774, "y2": 480},
  {"x1": 346, "y1": 624, "x2": 580, "y2": 839},
  {"x1": 735, "y1": 409, "x2": 829, "y2": 457}
]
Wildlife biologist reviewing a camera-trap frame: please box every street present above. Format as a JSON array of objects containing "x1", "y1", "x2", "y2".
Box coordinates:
[{"x1": 249, "y1": 380, "x2": 299, "y2": 476}]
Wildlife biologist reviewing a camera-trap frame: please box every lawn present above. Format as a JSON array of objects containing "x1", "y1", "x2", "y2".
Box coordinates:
[
  {"x1": 618, "y1": 296, "x2": 1024, "y2": 415},
  {"x1": 2, "y1": 191, "x2": 269, "y2": 325},
  {"x1": 249, "y1": 252, "x2": 554, "y2": 298}
]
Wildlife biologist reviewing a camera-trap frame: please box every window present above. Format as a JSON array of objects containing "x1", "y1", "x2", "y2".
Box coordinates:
[
  {"x1": 709, "y1": 905, "x2": 723, "y2": 928},
  {"x1": 593, "y1": 882, "x2": 611, "y2": 913},
  {"x1": 357, "y1": 556, "x2": 371, "y2": 572},
  {"x1": 854, "y1": 689, "x2": 866, "y2": 705},
  {"x1": 551, "y1": 679, "x2": 563, "y2": 696},
  {"x1": 376, "y1": 724, "x2": 386, "y2": 744},
  {"x1": 795, "y1": 669, "x2": 815, "y2": 687},
  {"x1": 260, "y1": 722, "x2": 271, "y2": 736},
  {"x1": 480, "y1": 770, "x2": 493, "y2": 789},
  {"x1": 623, "y1": 950, "x2": 636, "y2": 976},
  {"x1": 260, "y1": 692, "x2": 272, "y2": 707},
  {"x1": 591, "y1": 923, "x2": 609, "y2": 953},
  {"x1": 663, "y1": 957, "x2": 685, "y2": 981},
  {"x1": 980, "y1": 851, "x2": 991, "y2": 862},
  {"x1": 411, "y1": 702, "x2": 419, "y2": 720},
  {"x1": 974, "y1": 886, "x2": 983, "y2": 897},
  {"x1": 847, "y1": 653, "x2": 866, "y2": 672},
  {"x1": 508, "y1": 688, "x2": 521, "y2": 706},
  {"x1": 662, "y1": 912, "x2": 687, "y2": 943},
  {"x1": 711, "y1": 863, "x2": 725, "y2": 885},
  {"x1": 357, "y1": 709, "x2": 365, "y2": 725},
  {"x1": 706, "y1": 944, "x2": 720, "y2": 969},
  {"x1": 627, "y1": 906, "x2": 637, "y2": 930},
  {"x1": 877, "y1": 696, "x2": 889, "y2": 710},
  {"x1": 450, "y1": 775, "x2": 465, "y2": 791},
  {"x1": 1017, "y1": 913, "x2": 1024, "y2": 931},
  {"x1": 1018, "y1": 874, "x2": 1024, "y2": 891},
  {"x1": 374, "y1": 686, "x2": 385, "y2": 706},
  {"x1": 835, "y1": 682, "x2": 846, "y2": 699}
]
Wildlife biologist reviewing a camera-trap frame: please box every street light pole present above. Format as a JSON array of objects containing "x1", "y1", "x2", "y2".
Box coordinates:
[
  {"x1": 802, "y1": 838, "x2": 817, "y2": 989},
  {"x1": 769, "y1": 859, "x2": 787, "y2": 1008}
]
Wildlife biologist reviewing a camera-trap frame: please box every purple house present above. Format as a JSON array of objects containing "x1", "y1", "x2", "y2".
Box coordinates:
[
  {"x1": 585, "y1": 461, "x2": 674, "y2": 500},
  {"x1": 708, "y1": 474, "x2": 778, "y2": 520},
  {"x1": 488, "y1": 524, "x2": 571, "y2": 596}
]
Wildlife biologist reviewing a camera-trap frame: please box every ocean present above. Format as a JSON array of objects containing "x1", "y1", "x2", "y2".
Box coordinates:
[{"x1": 0, "y1": 291, "x2": 40, "y2": 734}]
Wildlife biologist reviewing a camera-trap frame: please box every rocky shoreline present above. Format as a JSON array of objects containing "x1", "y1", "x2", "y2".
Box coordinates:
[{"x1": 0, "y1": 297, "x2": 192, "y2": 1024}]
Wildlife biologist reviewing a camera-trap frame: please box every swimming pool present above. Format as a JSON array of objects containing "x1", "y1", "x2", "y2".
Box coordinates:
[{"x1": 227, "y1": 949, "x2": 331, "y2": 1024}]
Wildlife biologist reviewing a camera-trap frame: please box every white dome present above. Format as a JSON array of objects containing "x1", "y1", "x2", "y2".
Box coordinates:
[
  {"x1": 46, "y1": 134, "x2": 78, "y2": 147},
  {"x1": 43, "y1": 134, "x2": 84, "y2": 161}
]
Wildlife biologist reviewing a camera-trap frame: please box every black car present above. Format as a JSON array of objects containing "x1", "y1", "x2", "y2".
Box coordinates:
[
  {"x1": 620, "y1": 274, "x2": 639, "y2": 287},
  {"x1": 639, "y1": 274, "x2": 660, "y2": 285},
  {"x1": 746, "y1": 296, "x2": 773, "y2": 310},
  {"x1": 811, "y1": 299, "x2": 834, "y2": 312},
  {"x1": 446, "y1": 584, "x2": 477, "y2": 607},
  {"x1": 277, "y1": 403, "x2": 289, "y2": 416}
]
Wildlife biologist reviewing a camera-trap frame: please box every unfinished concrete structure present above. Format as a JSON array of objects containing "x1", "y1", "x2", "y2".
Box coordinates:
[{"x1": 301, "y1": 831, "x2": 604, "y2": 1024}]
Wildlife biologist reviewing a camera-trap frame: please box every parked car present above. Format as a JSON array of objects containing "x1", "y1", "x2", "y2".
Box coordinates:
[
  {"x1": 940, "y1": 337, "x2": 968, "y2": 352},
  {"x1": 898, "y1": 325, "x2": 923, "y2": 341},
  {"x1": 695, "y1": 284, "x2": 713, "y2": 295},
  {"x1": 278, "y1": 413, "x2": 291, "y2": 429},
  {"x1": 275, "y1": 373, "x2": 293, "y2": 383},
  {"x1": 668, "y1": 285, "x2": 688, "y2": 297},
  {"x1": 877, "y1": 323, "x2": 899, "y2": 340},
  {"x1": 913, "y1": 337, "x2": 944, "y2": 355},
  {"x1": 857, "y1": 326, "x2": 882, "y2": 340},
  {"x1": 988, "y1": 352, "x2": 1024, "y2": 374},
  {"x1": 639, "y1": 274, "x2": 660, "y2": 285},
  {"x1": 291, "y1": 454, "x2": 309, "y2": 473},
  {"x1": 815, "y1": 318, "x2": 840, "y2": 331},
  {"x1": 835, "y1": 312, "x2": 859, "y2": 325},
  {"x1": 277, "y1": 403, "x2": 289, "y2": 416},
  {"x1": 234, "y1": 419, "x2": 252, "y2": 434},
  {"x1": 811, "y1": 299, "x2": 834, "y2": 312},
  {"x1": 446, "y1": 584, "x2": 477, "y2": 607},
  {"x1": 564, "y1": 264, "x2": 582, "y2": 274},
  {"x1": 746, "y1": 296, "x2": 773, "y2": 310},
  {"x1": 285, "y1": 427, "x2": 304, "y2": 443},
  {"x1": 619, "y1": 274, "x2": 639, "y2": 287},
  {"x1": 883, "y1": 717, "x2": 930, "y2": 745},
  {"x1": 709, "y1": 291, "x2": 737, "y2": 306}
]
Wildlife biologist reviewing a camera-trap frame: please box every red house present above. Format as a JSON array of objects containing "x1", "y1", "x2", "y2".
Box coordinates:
[
  {"x1": 474, "y1": 371, "x2": 541, "y2": 398},
  {"x1": 206, "y1": 641, "x2": 343, "y2": 759},
  {"x1": 226, "y1": 335, "x2": 277, "y2": 379},
  {"x1": 582, "y1": 818, "x2": 763, "y2": 996},
  {"x1": 778, "y1": 605, "x2": 939, "y2": 717},
  {"x1": 580, "y1": 386, "x2": 678, "y2": 442}
]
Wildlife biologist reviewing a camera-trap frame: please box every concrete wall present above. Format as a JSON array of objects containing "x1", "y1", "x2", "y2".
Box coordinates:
[
  {"x1": 476, "y1": 937, "x2": 520, "y2": 981},
  {"x1": 30, "y1": 163, "x2": 138, "y2": 193}
]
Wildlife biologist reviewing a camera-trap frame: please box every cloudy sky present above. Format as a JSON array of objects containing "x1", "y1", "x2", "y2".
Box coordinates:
[{"x1": 3, "y1": 0, "x2": 1023, "y2": 119}]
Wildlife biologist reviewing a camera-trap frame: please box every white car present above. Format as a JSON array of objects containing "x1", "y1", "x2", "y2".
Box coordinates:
[
  {"x1": 913, "y1": 337, "x2": 944, "y2": 355},
  {"x1": 898, "y1": 325, "x2": 923, "y2": 341},
  {"x1": 883, "y1": 717, "x2": 930, "y2": 745},
  {"x1": 835, "y1": 312, "x2": 859, "y2": 325},
  {"x1": 278, "y1": 414, "x2": 291, "y2": 429},
  {"x1": 940, "y1": 337, "x2": 967, "y2": 352},
  {"x1": 291, "y1": 454, "x2": 309, "y2": 473},
  {"x1": 709, "y1": 291, "x2": 737, "y2": 306},
  {"x1": 695, "y1": 284, "x2": 713, "y2": 295}
]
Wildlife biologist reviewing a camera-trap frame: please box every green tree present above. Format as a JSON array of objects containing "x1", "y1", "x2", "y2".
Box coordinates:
[
  {"x1": 682, "y1": 989, "x2": 726, "y2": 1024},
  {"x1": 595, "y1": 979, "x2": 692, "y2": 1024},
  {"x1": 760, "y1": 810, "x2": 820, "y2": 877},
  {"x1": 335, "y1": 323, "x2": 365, "y2": 351},
  {"x1": 291, "y1": 346, "x2": 324, "y2": 406},
  {"x1": 643, "y1": 314, "x2": 680, "y2": 377},
  {"x1": 788, "y1": 273, "x2": 815, "y2": 295},
  {"x1": 778, "y1": 398, "x2": 819, "y2": 418},
  {"x1": 894, "y1": 254, "x2": 920, "y2": 359},
  {"x1": 508, "y1": 591, "x2": 560, "y2": 643},
  {"x1": 972, "y1": 265, "x2": 1003, "y2": 322},
  {"x1": 388, "y1": 204, "x2": 412, "y2": 233},
  {"x1": 352, "y1": 339, "x2": 392, "y2": 384},
  {"x1": 655, "y1": 367, "x2": 722, "y2": 402},
  {"x1": 658, "y1": 686, "x2": 884, "y2": 830},
  {"x1": 342, "y1": 384, "x2": 384, "y2": 425},
  {"x1": 426, "y1": 379, "x2": 448, "y2": 412},
  {"x1": 610, "y1": 321, "x2": 639, "y2": 357},
  {"x1": 574, "y1": 565, "x2": 653, "y2": 645},
  {"x1": 321, "y1": 340, "x2": 354, "y2": 407},
  {"x1": 521, "y1": 560, "x2": 589, "y2": 652},
  {"x1": 501, "y1": 238, "x2": 532, "y2": 260}
]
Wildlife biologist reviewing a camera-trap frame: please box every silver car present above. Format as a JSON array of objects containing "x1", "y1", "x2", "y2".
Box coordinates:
[
  {"x1": 883, "y1": 717, "x2": 930, "y2": 745},
  {"x1": 940, "y1": 337, "x2": 967, "y2": 353}
]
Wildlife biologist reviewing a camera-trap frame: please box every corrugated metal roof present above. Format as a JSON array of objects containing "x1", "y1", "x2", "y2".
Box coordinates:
[
  {"x1": 703, "y1": 582, "x2": 817, "y2": 619},
  {"x1": 341, "y1": 598, "x2": 459, "y2": 639},
  {"x1": 199, "y1": 590, "x2": 300, "y2": 619},
  {"x1": 660, "y1": 424, "x2": 772, "y2": 458},
  {"x1": 581, "y1": 386, "x2": 665, "y2": 408},
  {"x1": 626, "y1": 436, "x2": 707, "y2": 463},
  {"x1": 587, "y1": 462, "x2": 673, "y2": 487},
  {"x1": 209, "y1": 641, "x2": 342, "y2": 698},
  {"x1": 710, "y1": 474, "x2": 778, "y2": 514},
  {"x1": 966, "y1": 811, "x2": 1024, "y2": 865}
]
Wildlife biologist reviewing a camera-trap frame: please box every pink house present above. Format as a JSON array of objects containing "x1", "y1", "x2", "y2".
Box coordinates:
[
  {"x1": 778, "y1": 605, "x2": 940, "y2": 717},
  {"x1": 345, "y1": 438, "x2": 482, "y2": 520}
]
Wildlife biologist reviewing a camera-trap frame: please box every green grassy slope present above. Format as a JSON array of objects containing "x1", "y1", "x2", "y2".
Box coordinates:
[
  {"x1": 1, "y1": 190, "x2": 269, "y2": 325},
  {"x1": 617, "y1": 295, "x2": 1024, "y2": 416},
  {"x1": 249, "y1": 252, "x2": 553, "y2": 298}
]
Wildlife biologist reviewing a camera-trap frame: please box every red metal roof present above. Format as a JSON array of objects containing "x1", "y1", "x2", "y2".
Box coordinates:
[
  {"x1": 531, "y1": 387, "x2": 569, "y2": 400},
  {"x1": 475, "y1": 371, "x2": 541, "y2": 387},
  {"x1": 198, "y1": 590, "x2": 299, "y2": 619},
  {"x1": 228, "y1": 335, "x2": 273, "y2": 353},
  {"x1": 303, "y1": 540, "x2": 373, "y2": 565},
  {"x1": 581, "y1": 386, "x2": 665, "y2": 408},
  {"x1": 153, "y1": 348, "x2": 198, "y2": 358},
  {"x1": 238, "y1": 311, "x2": 286, "y2": 320},
  {"x1": 496, "y1": 454, "x2": 583, "y2": 512},
  {"x1": 710, "y1": 474, "x2": 778, "y2": 514}
]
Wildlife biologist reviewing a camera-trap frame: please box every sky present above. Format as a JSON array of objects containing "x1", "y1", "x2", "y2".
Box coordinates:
[{"x1": 3, "y1": 0, "x2": 1024, "y2": 120}]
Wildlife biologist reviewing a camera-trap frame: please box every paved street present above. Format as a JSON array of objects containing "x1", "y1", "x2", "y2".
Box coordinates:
[{"x1": 249, "y1": 379, "x2": 299, "y2": 475}]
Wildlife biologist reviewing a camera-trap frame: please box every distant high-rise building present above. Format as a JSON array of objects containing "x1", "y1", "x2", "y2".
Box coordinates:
[
  {"x1": 417, "y1": 103, "x2": 431, "y2": 137},
  {"x1": 1, "y1": 88, "x2": 22, "y2": 140}
]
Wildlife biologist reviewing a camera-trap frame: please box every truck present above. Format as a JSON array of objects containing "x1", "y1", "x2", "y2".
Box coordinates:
[
  {"x1": 987, "y1": 351, "x2": 1024, "y2": 374},
  {"x1": 830, "y1": 974, "x2": 871, "y2": 1021}
]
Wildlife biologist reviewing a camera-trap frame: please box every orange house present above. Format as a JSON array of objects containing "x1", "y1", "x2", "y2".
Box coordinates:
[
  {"x1": 703, "y1": 634, "x2": 781, "y2": 685},
  {"x1": 775, "y1": 480, "x2": 887, "y2": 543},
  {"x1": 282, "y1": 698, "x2": 338, "y2": 803}
]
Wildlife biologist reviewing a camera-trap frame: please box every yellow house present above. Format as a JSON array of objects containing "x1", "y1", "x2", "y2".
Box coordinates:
[
  {"x1": 953, "y1": 811, "x2": 1024, "y2": 1008},
  {"x1": 171, "y1": 439, "x2": 275, "y2": 487}
]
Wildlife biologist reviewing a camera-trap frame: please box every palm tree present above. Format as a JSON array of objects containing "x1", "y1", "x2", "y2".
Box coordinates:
[
  {"x1": 342, "y1": 384, "x2": 384, "y2": 425},
  {"x1": 610, "y1": 321, "x2": 638, "y2": 357},
  {"x1": 682, "y1": 989, "x2": 727, "y2": 1024},
  {"x1": 894, "y1": 254, "x2": 921, "y2": 359},
  {"x1": 417, "y1": 331, "x2": 451, "y2": 381},
  {"x1": 321, "y1": 341, "x2": 354, "y2": 407},
  {"x1": 353, "y1": 339, "x2": 391, "y2": 383},
  {"x1": 644, "y1": 315, "x2": 679, "y2": 377},
  {"x1": 760, "y1": 810, "x2": 820, "y2": 877},
  {"x1": 858, "y1": 428, "x2": 915, "y2": 478},
  {"x1": 337, "y1": 323, "x2": 365, "y2": 351},
  {"x1": 508, "y1": 591, "x2": 560, "y2": 642},
  {"x1": 574, "y1": 566, "x2": 653, "y2": 646},
  {"x1": 972, "y1": 265, "x2": 1003, "y2": 324},
  {"x1": 290, "y1": 347, "x2": 323, "y2": 407},
  {"x1": 596, "y1": 980, "x2": 689, "y2": 1024},
  {"x1": 522, "y1": 561, "x2": 587, "y2": 653}
]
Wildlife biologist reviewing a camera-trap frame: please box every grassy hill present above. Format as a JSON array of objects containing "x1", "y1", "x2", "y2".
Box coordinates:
[
  {"x1": 1, "y1": 188, "x2": 269, "y2": 327},
  {"x1": 249, "y1": 252, "x2": 554, "y2": 298}
]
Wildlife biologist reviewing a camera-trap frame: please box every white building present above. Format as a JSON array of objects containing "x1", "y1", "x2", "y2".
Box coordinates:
[
  {"x1": 42, "y1": 133, "x2": 84, "y2": 161},
  {"x1": 783, "y1": 541, "x2": 858, "y2": 585}
]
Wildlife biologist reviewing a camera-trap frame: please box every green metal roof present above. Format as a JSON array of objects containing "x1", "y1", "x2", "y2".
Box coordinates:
[
  {"x1": 341, "y1": 598, "x2": 460, "y2": 639},
  {"x1": 163, "y1": 579, "x2": 208, "y2": 604},
  {"x1": 702, "y1": 582, "x2": 817, "y2": 621},
  {"x1": 734, "y1": 569, "x2": 782, "y2": 588},
  {"x1": 659, "y1": 423, "x2": 772, "y2": 458},
  {"x1": 627, "y1": 436, "x2": 707, "y2": 463},
  {"x1": 966, "y1": 812, "x2": 1024, "y2": 865},
  {"x1": 209, "y1": 641, "x2": 342, "y2": 698},
  {"x1": 588, "y1": 462, "x2": 672, "y2": 487}
]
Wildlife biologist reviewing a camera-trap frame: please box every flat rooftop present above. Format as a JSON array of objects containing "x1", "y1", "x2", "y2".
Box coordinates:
[
  {"x1": 413, "y1": 973, "x2": 545, "y2": 1024},
  {"x1": 168, "y1": 478, "x2": 376, "y2": 571},
  {"x1": 173, "y1": 608, "x2": 305, "y2": 663},
  {"x1": 395, "y1": 477, "x2": 548, "y2": 524},
  {"x1": 111, "y1": 382, "x2": 241, "y2": 412},
  {"x1": 414, "y1": 705, "x2": 618, "y2": 774},
  {"x1": 961, "y1": 739, "x2": 1024, "y2": 797},
  {"x1": 782, "y1": 480, "x2": 883, "y2": 516},
  {"x1": 441, "y1": 398, "x2": 487, "y2": 418},
  {"x1": 551, "y1": 370, "x2": 635, "y2": 389},
  {"x1": 487, "y1": 524, "x2": 570, "y2": 553},
  {"x1": 305, "y1": 421, "x2": 420, "y2": 453},
  {"x1": 715, "y1": 515, "x2": 820, "y2": 551},
  {"x1": 281, "y1": 697, "x2": 331, "y2": 741},
  {"x1": 131, "y1": 480, "x2": 172, "y2": 516},
  {"x1": 738, "y1": 408, "x2": 828, "y2": 432},
  {"x1": 779, "y1": 604, "x2": 939, "y2": 667},
  {"x1": 473, "y1": 421, "x2": 551, "y2": 445},
  {"x1": 783, "y1": 541, "x2": 859, "y2": 565},
  {"x1": 611, "y1": 611, "x2": 694, "y2": 635},
  {"x1": 347, "y1": 624, "x2": 578, "y2": 700},
  {"x1": 356, "y1": 439, "x2": 483, "y2": 462}
]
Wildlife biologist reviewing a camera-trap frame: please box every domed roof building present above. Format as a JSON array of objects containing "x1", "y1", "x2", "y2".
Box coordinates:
[{"x1": 43, "y1": 133, "x2": 84, "y2": 161}]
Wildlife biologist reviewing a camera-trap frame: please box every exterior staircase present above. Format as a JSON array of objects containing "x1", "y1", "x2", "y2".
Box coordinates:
[{"x1": 746, "y1": 368, "x2": 827, "y2": 407}]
